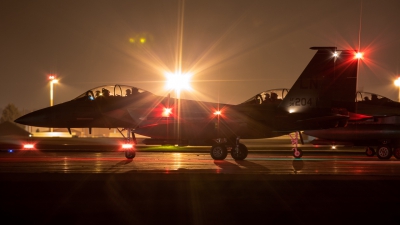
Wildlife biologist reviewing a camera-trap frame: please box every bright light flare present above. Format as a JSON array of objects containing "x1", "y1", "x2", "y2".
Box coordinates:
[
  {"x1": 213, "y1": 110, "x2": 221, "y2": 115},
  {"x1": 23, "y1": 144, "x2": 35, "y2": 149},
  {"x1": 162, "y1": 108, "x2": 172, "y2": 117},
  {"x1": 122, "y1": 144, "x2": 134, "y2": 149},
  {"x1": 355, "y1": 52, "x2": 363, "y2": 59},
  {"x1": 165, "y1": 72, "x2": 192, "y2": 93},
  {"x1": 394, "y1": 77, "x2": 400, "y2": 87},
  {"x1": 333, "y1": 52, "x2": 338, "y2": 57}
]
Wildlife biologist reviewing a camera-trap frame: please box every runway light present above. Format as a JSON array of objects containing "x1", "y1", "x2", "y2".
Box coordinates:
[
  {"x1": 165, "y1": 71, "x2": 192, "y2": 93},
  {"x1": 213, "y1": 110, "x2": 221, "y2": 115},
  {"x1": 394, "y1": 77, "x2": 400, "y2": 87},
  {"x1": 8, "y1": 149, "x2": 13, "y2": 153},
  {"x1": 122, "y1": 144, "x2": 134, "y2": 149},
  {"x1": 162, "y1": 108, "x2": 172, "y2": 117},
  {"x1": 333, "y1": 52, "x2": 338, "y2": 57}
]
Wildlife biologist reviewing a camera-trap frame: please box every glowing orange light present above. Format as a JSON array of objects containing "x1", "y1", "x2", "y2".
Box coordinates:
[
  {"x1": 355, "y1": 52, "x2": 363, "y2": 59},
  {"x1": 122, "y1": 144, "x2": 134, "y2": 149},
  {"x1": 394, "y1": 77, "x2": 400, "y2": 87},
  {"x1": 23, "y1": 144, "x2": 35, "y2": 149},
  {"x1": 162, "y1": 108, "x2": 172, "y2": 117},
  {"x1": 165, "y1": 72, "x2": 192, "y2": 93},
  {"x1": 213, "y1": 110, "x2": 221, "y2": 115}
]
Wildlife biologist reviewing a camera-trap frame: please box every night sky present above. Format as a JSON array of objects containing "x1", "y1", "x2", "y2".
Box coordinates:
[{"x1": 1, "y1": 0, "x2": 400, "y2": 111}]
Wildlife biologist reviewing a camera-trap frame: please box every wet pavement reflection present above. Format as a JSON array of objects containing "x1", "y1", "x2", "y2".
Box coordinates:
[{"x1": 1, "y1": 150, "x2": 400, "y2": 175}]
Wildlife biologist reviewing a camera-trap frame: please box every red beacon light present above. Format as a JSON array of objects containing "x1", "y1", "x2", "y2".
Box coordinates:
[
  {"x1": 162, "y1": 108, "x2": 172, "y2": 117},
  {"x1": 23, "y1": 144, "x2": 35, "y2": 149},
  {"x1": 355, "y1": 52, "x2": 363, "y2": 59},
  {"x1": 213, "y1": 110, "x2": 222, "y2": 115}
]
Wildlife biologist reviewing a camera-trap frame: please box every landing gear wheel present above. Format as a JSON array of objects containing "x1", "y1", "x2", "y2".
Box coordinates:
[
  {"x1": 125, "y1": 150, "x2": 136, "y2": 159},
  {"x1": 376, "y1": 145, "x2": 392, "y2": 160},
  {"x1": 393, "y1": 147, "x2": 400, "y2": 160},
  {"x1": 292, "y1": 148, "x2": 303, "y2": 158},
  {"x1": 231, "y1": 143, "x2": 248, "y2": 160},
  {"x1": 365, "y1": 147, "x2": 375, "y2": 157},
  {"x1": 210, "y1": 144, "x2": 228, "y2": 160}
]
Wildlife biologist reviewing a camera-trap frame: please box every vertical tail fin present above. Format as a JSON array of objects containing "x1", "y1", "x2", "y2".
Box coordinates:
[{"x1": 278, "y1": 47, "x2": 358, "y2": 114}]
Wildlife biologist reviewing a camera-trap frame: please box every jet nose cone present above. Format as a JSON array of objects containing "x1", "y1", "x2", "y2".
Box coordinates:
[
  {"x1": 14, "y1": 109, "x2": 52, "y2": 127},
  {"x1": 14, "y1": 113, "x2": 37, "y2": 126}
]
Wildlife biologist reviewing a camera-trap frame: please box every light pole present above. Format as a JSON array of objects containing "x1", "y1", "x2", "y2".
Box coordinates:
[
  {"x1": 394, "y1": 77, "x2": 400, "y2": 102},
  {"x1": 48, "y1": 75, "x2": 58, "y2": 132}
]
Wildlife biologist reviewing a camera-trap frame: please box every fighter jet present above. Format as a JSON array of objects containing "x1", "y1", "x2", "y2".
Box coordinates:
[
  {"x1": 15, "y1": 47, "x2": 360, "y2": 160},
  {"x1": 304, "y1": 91, "x2": 400, "y2": 160}
]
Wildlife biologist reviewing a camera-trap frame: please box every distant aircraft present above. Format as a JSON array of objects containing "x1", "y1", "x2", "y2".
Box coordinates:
[
  {"x1": 15, "y1": 47, "x2": 360, "y2": 160},
  {"x1": 304, "y1": 91, "x2": 400, "y2": 160}
]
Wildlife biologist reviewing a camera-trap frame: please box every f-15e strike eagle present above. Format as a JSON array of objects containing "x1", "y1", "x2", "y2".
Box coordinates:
[{"x1": 15, "y1": 47, "x2": 360, "y2": 160}]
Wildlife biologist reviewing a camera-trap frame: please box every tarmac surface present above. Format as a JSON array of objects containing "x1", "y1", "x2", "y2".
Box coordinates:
[{"x1": 1, "y1": 142, "x2": 400, "y2": 224}]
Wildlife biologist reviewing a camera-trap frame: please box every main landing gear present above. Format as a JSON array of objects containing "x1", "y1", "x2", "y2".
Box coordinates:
[
  {"x1": 289, "y1": 132, "x2": 303, "y2": 158},
  {"x1": 210, "y1": 137, "x2": 248, "y2": 160},
  {"x1": 366, "y1": 145, "x2": 400, "y2": 160}
]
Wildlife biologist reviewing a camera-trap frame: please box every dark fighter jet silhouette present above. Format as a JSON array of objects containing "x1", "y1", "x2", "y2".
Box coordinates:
[{"x1": 15, "y1": 47, "x2": 360, "y2": 160}]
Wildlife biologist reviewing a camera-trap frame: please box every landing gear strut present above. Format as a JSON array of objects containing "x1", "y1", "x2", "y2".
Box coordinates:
[
  {"x1": 290, "y1": 132, "x2": 303, "y2": 158},
  {"x1": 230, "y1": 137, "x2": 248, "y2": 160},
  {"x1": 121, "y1": 128, "x2": 136, "y2": 159}
]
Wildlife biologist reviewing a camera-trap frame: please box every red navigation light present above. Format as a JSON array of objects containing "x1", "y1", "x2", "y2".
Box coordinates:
[
  {"x1": 213, "y1": 110, "x2": 221, "y2": 115},
  {"x1": 355, "y1": 52, "x2": 363, "y2": 59},
  {"x1": 23, "y1": 144, "x2": 35, "y2": 149},
  {"x1": 122, "y1": 143, "x2": 134, "y2": 149},
  {"x1": 162, "y1": 108, "x2": 172, "y2": 117}
]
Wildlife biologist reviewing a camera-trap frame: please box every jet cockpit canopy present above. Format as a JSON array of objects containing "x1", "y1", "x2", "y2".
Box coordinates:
[
  {"x1": 356, "y1": 92, "x2": 396, "y2": 103},
  {"x1": 74, "y1": 84, "x2": 152, "y2": 101},
  {"x1": 240, "y1": 88, "x2": 289, "y2": 105}
]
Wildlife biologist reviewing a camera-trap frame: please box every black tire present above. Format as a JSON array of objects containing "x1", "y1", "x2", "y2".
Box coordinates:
[
  {"x1": 393, "y1": 147, "x2": 400, "y2": 160},
  {"x1": 376, "y1": 145, "x2": 392, "y2": 160},
  {"x1": 365, "y1": 147, "x2": 375, "y2": 157},
  {"x1": 210, "y1": 144, "x2": 228, "y2": 160},
  {"x1": 125, "y1": 150, "x2": 136, "y2": 159},
  {"x1": 231, "y1": 143, "x2": 248, "y2": 160},
  {"x1": 293, "y1": 148, "x2": 303, "y2": 158}
]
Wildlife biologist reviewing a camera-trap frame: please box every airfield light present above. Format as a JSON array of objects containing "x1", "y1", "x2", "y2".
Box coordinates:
[
  {"x1": 162, "y1": 108, "x2": 172, "y2": 117},
  {"x1": 333, "y1": 52, "x2": 338, "y2": 57},
  {"x1": 165, "y1": 71, "x2": 192, "y2": 94},
  {"x1": 355, "y1": 52, "x2": 363, "y2": 59},
  {"x1": 395, "y1": 77, "x2": 400, "y2": 102},
  {"x1": 48, "y1": 74, "x2": 58, "y2": 132}
]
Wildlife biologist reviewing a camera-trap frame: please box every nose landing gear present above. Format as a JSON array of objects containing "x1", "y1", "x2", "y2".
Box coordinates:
[{"x1": 290, "y1": 132, "x2": 303, "y2": 159}]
